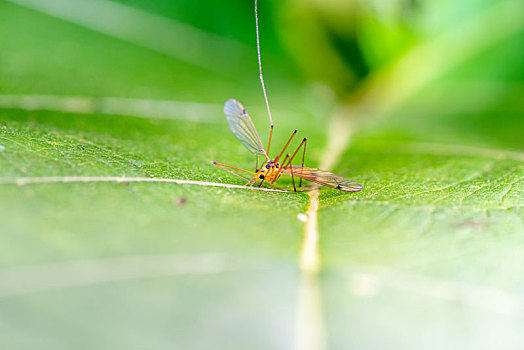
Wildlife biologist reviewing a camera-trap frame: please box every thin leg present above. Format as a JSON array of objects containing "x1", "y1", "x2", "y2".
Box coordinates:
[
  {"x1": 212, "y1": 161, "x2": 254, "y2": 182},
  {"x1": 275, "y1": 129, "x2": 297, "y2": 162},
  {"x1": 274, "y1": 153, "x2": 290, "y2": 181},
  {"x1": 281, "y1": 137, "x2": 307, "y2": 169},
  {"x1": 213, "y1": 161, "x2": 256, "y2": 175},
  {"x1": 266, "y1": 125, "x2": 274, "y2": 156},
  {"x1": 258, "y1": 179, "x2": 265, "y2": 188},
  {"x1": 300, "y1": 138, "x2": 307, "y2": 187},
  {"x1": 290, "y1": 162, "x2": 297, "y2": 192},
  {"x1": 255, "y1": 0, "x2": 274, "y2": 128},
  {"x1": 279, "y1": 138, "x2": 307, "y2": 189}
]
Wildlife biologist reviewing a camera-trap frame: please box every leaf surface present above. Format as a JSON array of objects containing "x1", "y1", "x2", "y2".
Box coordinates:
[{"x1": 0, "y1": 1, "x2": 523, "y2": 349}]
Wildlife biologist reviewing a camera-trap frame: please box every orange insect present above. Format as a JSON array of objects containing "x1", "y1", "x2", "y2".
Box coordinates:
[{"x1": 212, "y1": 1, "x2": 362, "y2": 193}]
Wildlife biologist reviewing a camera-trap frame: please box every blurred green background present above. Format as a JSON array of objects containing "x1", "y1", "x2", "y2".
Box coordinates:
[{"x1": 0, "y1": 0, "x2": 523, "y2": 349}]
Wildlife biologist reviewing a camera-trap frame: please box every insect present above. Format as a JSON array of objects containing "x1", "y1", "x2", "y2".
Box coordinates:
[{"x1": 212, "y1": 1, "x2": 362, "y2": 193}]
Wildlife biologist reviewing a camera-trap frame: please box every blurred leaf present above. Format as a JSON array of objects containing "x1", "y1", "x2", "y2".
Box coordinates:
[
  {"x1": 320, "y1": 142, "x2": 524, "y2": 349},
  {"x1": 0, "y1": 109, "x2": 308, "y2": 349},
  {"x1": 1, "y1": 108, "x2": 523, "y2": 349}
]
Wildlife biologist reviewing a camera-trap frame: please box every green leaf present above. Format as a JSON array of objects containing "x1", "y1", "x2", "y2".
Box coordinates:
[
  {"x1": 320, "y1": 144, "x2": 524, "y2": 348},
  {"x1": 0, "y1": 0, "x2": 523, "y2": 349}
]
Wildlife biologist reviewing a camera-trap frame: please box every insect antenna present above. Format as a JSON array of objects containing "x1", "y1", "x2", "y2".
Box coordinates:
[{"x1": 255, "y1": 0, "x2": 274, "y2": 156}]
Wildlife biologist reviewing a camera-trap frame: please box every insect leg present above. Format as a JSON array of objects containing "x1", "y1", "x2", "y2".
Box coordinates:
[
  {"x1": 274, "y1": 153, "x2": 290, "y2": 181},
  {"x1": 275, "y1": 129, "x2": 297, "y2": 162},
  {"x1": 300, "y1": 138, "x2": 307, "y2": 187},
  {"x1": 279, "y1": 138, "x2": 307, "y2": 188},
  {"x1": 255, "y1": 0, "x2": 274, "y2": 142},
  {"x1": 246, "y1": 177, "x2": 261, "y2": 191},
  {"x1": 212, "y1": 161, "x2": 254, "y2": 182},
  {"x1": 282, "y1": 137, "x2": 307, "y2": 169},
  {"x1": 289, "y1": 160, "x2": 297, "y2": 192},
  {"x1": 266, "y1": 125, "x2": 274, "y2": 156}
]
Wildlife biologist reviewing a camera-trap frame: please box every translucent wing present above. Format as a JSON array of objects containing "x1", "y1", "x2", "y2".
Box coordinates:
[
  {"x1": 284, "y1": 166, "x2": 363, "y2": 192},
  {"x1": 224, "y1": 99, "x2": 267, "y2": 156}
]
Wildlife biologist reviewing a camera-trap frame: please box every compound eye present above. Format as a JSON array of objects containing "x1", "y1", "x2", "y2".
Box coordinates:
[
  {"x1": 266, "y1": 164, "x2": 270, "y2": 169},
  {"x1": 259, "y1": 174, "x2": 265, "y2": 179}
]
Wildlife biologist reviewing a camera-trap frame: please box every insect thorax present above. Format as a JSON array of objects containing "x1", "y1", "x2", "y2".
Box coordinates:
[{"x1": 256, "y1": 160, "x2": 282, "y2": 184}]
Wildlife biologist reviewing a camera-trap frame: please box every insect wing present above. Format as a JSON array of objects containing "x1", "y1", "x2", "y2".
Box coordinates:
[
  {"x1": 224, "y1": 99, "x2": 267, "y2": 156},
  {"x1": 286, "y1": 166, "x2": 363, "y2": 192}
]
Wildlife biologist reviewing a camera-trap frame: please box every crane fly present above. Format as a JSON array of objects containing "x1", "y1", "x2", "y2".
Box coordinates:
[
  {"x1": 212, "y1": 99, "x2": 362, "y2": 192},
  {"x1": 212, "y1": 0, "x2": 362, "y2": 193}
]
